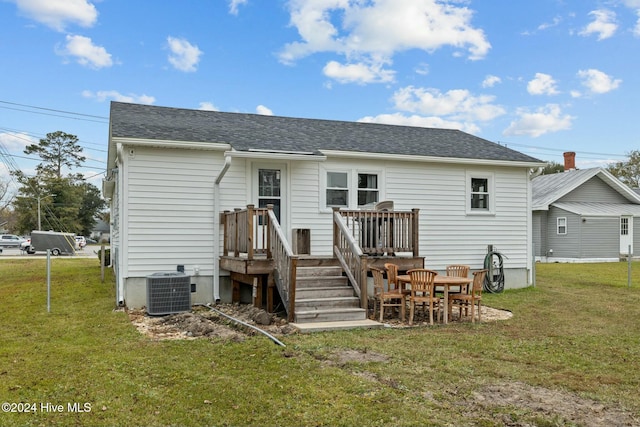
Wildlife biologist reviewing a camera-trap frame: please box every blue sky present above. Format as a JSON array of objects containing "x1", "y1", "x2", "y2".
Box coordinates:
[{"x1": 1, "y1": 0, "x2": 639, "y2": 193}]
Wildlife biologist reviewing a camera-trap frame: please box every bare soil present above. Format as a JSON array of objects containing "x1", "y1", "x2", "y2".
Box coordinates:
[{"x1": 126, "y1": 304, "x2": 638, "y2": 426}]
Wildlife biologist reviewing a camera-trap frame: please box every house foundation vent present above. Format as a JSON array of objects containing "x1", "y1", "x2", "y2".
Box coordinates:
[{"x1": 146, "y1": 272, "x2": 191, "y2": 316}]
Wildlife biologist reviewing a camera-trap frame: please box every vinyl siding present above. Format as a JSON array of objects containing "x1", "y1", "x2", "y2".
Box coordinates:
[
  {"x1": 580, "y1": 216, "x2": 618, "y2": 258},
  {"x1": 559, "y1": 176, "x2": 629, "y2": 203},
  {"x1": 123, "y1": 146, "x2": 221, "y2": 276},
  {"x1": 546, "y1": 207, "x2": 581, "y2": 258},
  {"x1": 119, "y1": 148, "x2": 532, "y2": 282}
]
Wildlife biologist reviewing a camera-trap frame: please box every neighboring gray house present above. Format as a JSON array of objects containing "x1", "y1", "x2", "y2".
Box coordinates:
[
  {"x1": 532, "y1": 159, "x2": 640, "y2": 262},
  {"x1": 104, "y1": 102, "x2": 544, "y2": 310}
]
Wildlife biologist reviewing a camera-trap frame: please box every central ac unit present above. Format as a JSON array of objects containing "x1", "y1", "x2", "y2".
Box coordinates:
[{"x1": 146, "y1": 272, "x2": 191, "y2": 315}]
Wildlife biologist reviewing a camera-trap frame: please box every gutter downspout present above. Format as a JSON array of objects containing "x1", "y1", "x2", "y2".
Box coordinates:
[{"x1": 213, "y1": 155, "x2": 232, "y2": 302}]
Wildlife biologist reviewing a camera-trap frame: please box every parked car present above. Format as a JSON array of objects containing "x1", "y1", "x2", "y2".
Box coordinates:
[
  {"x1": 0, "y1": 234, "x2": 27, "y2": 248},
  {"x1": 75, "y1": 236, "x2": 87, "y2": 249}
]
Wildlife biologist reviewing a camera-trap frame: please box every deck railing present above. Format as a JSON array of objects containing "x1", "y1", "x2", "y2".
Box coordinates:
[
  {"x1": 265, "y1": 206, "x2": 298, "y2": 321},
  {"x1": 222, "y1": 204, "x2": 269, "y2": 259},
  {"x1": 332, "y1": 209, "x2": 368, "y2": 308},
  {"x1": 335, "y1": 207, "x2": 420, "y2": 256}
]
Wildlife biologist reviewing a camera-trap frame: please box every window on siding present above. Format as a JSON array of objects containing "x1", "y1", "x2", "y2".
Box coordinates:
[
  {"x1": 326, "y1": 172, "x2": 348, "y2": 207},
  {"x1": 557, "y1": 217, "x2": 567, "y2": 235},
  {"x1": 357, "y1": 173, "x2": 379, "y2": 206},
  {"x1": 621, "y1": 217, "x2": 629, "y2": 236},
  {"x1": 470, "y1": 177, "x2": 489, "y2": 210}
]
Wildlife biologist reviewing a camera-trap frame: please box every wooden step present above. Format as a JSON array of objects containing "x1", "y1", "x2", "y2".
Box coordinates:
[
  {"x1": 295, "y1": 296, "x2": 360, "y2": 309},
  {"x1": 296, "y1": 265, "x2": 343, "y2": 277},
  {"x1": 294, "y1": 307, "x2": 367, "y2": 323},
  {"x1": 295, "y1": 286, "x2": 355, "y2": 299},
  {"x1": 296, "y1": 275, "x2": 348, "y2": 288}
]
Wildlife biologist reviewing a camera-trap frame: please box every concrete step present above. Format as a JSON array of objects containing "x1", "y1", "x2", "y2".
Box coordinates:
[
  {"x1": 295, "y1": 286, "x2": 355, "y2": 299},
  {"x1": 290, "y1": 319, "x2": 384, "y2": 333},
  {"x1": 295, "y1": 296, "x2": 360, "y2": 309},
  {"x1": 294, "y1": 307, "x2": 367, "y2": 323},
  {"x1": 296, "y1": 275, "x2": 348, "y2": 288}
]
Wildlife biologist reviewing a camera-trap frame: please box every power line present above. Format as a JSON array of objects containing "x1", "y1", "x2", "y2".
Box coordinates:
[{"x1": 0, "y1": 100, "x2": 108, "y2": 120}]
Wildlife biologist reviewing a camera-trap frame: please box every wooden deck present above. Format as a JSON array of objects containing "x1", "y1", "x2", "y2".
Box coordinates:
[{"x1": 220, "y1": 204, "x2": 424, "y2": 323}]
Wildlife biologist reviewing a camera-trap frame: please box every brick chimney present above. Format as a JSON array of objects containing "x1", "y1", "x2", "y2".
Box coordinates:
[{"x1": 563, "y1": 151, "x2": 576, "y2": 171}]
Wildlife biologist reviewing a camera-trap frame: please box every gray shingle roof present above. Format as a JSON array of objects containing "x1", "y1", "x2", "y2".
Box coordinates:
[{"x1": 109, "y1": 102, "x2": 542, "y2": 163}]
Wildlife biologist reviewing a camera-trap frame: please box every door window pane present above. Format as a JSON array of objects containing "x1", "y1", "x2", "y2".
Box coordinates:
[{"x1": 259, "y1": 169, "x2": 281, "y2": 222}]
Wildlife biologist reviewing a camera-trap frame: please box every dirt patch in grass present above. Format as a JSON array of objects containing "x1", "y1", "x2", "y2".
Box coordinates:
[
  {"x1": 471, "y1": 381, "x2": 638, "y2": 427},
  {"x1": 127, "y1": 304, "x2": 512, "y2": 341},
  {"x1": 127, "y1": 304, "x2": 298, "y2": 342}
]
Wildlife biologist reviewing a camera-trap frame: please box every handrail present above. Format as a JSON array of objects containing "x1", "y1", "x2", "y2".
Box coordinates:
[
  {"x1": 332, "y1": 209, "x2": 368, "y2": 308},
  {"x1": 266, "y1": 206, "x2": 297, "y2": 322}
]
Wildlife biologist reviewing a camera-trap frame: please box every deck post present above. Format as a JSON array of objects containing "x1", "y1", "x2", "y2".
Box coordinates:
[
  {"x1": 412, "y1": 208, "x2": 420, "y2": 257},
  {"x1": 332, "y1": 207, "x2": 340, "y2": 259},
  {"x1": 266, "y1": 204, "x2": 273, "y2": 259},
  {"x1": 222, "y1": 210, "x2": 230, "y2": 256},
  {"x1": 247, "y1": 204, "x2": 255, "y2": 260},
  {"x1": 360, "y1": 255, "x2": 368, "y2": 309}
]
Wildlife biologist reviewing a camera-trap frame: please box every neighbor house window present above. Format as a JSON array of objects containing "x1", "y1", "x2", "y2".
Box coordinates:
[
  {"x1": 557, "y1": 217, "x2": 567, "y2": 235},
  {"x1": 357, "y1": 173, "x2": 379, "y2": 206},
  {"x1": 326, "y1": 172, "x2": 348, "y2": 207},
  {"x1": 466, "y1": 172, "x2": 494, "y2": 214},
  {"x1": 621, "y1": 217, "x2": 629, "y2": 236},
  {"x1": 470, "y1": 178, "x2": 489, "y2": 210}
]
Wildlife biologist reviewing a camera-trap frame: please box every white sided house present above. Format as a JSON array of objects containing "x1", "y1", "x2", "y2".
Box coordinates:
[{"x1": 104, "y1": 102, "x2": 544, "y2": 322}]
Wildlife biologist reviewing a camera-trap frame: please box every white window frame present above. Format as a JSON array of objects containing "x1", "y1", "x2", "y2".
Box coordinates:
[
  {"x1": 557, "y1": 217, "x2": 567, "y2": 235},
  {"x1": 325, "y1": 171, "x2": 350, "y2": 208},
  {"x1": 356, "y1": 172, "x2": 380, "y2": 208},
  {"x1": 466, "y1": 171, "x2": 495, "y2": 215},
  {"x1": 320, "y1": 167, "x2": 383, "y2": 212}
]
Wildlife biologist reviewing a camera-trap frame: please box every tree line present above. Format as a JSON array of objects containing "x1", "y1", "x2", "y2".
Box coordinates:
[{"x1": 0, "y1": 131, "x2": 105, "y2": 236}]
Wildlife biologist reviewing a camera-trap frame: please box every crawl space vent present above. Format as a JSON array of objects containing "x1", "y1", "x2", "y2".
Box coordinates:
[{"x1": 146, "y1": 272, "x2": 191, "y2": 315}]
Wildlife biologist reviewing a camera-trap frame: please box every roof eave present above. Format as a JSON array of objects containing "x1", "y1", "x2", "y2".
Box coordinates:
[{"x1": 320, "y1": 149, "x2": 545, "y2": 167}]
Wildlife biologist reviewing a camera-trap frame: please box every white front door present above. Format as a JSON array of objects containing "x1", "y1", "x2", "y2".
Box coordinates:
[{"x1": 620, "y1": 216, "x2": 633, "y2": 255}]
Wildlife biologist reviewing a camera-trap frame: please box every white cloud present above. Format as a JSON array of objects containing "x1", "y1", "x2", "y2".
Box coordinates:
[
  {"x1": 482, "y1": 75, "x2": 501, "y2": 88},
  {"x1": 82, "y1": 90, "x2": 155, "y2": 104},
  {"x1": 392, "y1": 86, "x2": 505, "y2": 122},
  {"x1": 527, "y1": 73, "x2": 559, "y2": 96},
  {"x1": 634, "y1": 10, "x2": 640, "y2": 37},
  {"x1": 0, "y1": 131, "x2": 35, "y2": 152},
  {"x1": 57, "y1": 35, "x2": 112, "y2": 69},
  {"x1": 503, "y1": 104, "x2": 574, "y2": 137},
  {"x1": 577, "y1": 69, "x2": 621, "y2": 94},
  {"x1": 358, "y1": 113, "x2": 480, "y2": 134},
  {"x1": 167, "y1": 36, "x2": 203, "y2": 72},
  {"x1": 229, "y1": 0, "x2": 248, "y2": 15},
  {"x1": 198, "y1": 102, "x2": 219, "y2": 111},
  {"x1": 323, "y1": 60, "x2": 395, "y2": 84},
  {"x1": 256, "y1": 105, "x2": 273, "y2": 115},
  {"x1": 279, "y1": 0, "x2": 490, "y2": 84},
  {"x1": 579, "y1": 9, "x2": 617, "y2": 40},
  {"x1": 537, "y1": 16, "x2": 562, "y2": 31},
  {"x1": 12, "y1": 0, "x2": 98, "y2": 31}
]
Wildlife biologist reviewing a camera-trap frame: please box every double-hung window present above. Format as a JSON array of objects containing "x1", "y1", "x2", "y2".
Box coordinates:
[
  {"x1": 557, "y1": 217, "x2": 567, "y2": 235},
  {"x1": 326, "y1": 172, "x2": 348, "y2": 207},
  {"x1": 466, "y1": 171, "x2": 494, "y2": 214}
]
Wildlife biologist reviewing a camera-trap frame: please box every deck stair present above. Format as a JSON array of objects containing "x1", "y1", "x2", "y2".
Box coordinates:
[{"x1": 293, "y1": 263, "x2": 368, "y2": 323}]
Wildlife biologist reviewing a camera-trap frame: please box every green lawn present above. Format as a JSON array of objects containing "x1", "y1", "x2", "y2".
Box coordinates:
[{"x1": 1, "y1": 258, "x2": 639, "y2": 426}]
